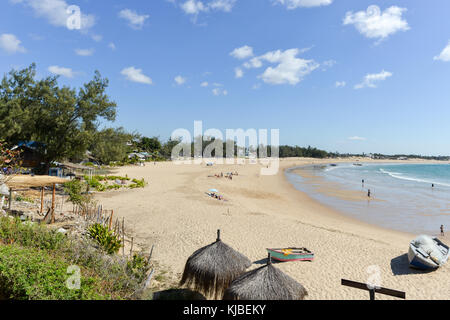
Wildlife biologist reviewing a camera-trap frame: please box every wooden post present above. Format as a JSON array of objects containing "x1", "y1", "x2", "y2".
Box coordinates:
[
  {"x1": 108, "y1": 210, "x2": 114, "y2": 231},
  {"x1": 148, "y1": 244, "x2": 154, "y2": 264},
  {"x1": 8, "y1": 189, "x2": 12, "y2": 210},
  {"x1": 51, "y1": 183, "x2": 55, "y2": 224},
  {"x1": 122, "y1": 218, "x2": 125, "y2": 257},
  {"x1": 341, "y1": 279, "x2": 406, "y2": 300},
  {"x1": 40, "y1": 187, "x2": 44, "y2": 214},
  {"x1": 130, "y1": 237, "x2": 134, "y2": 257}
]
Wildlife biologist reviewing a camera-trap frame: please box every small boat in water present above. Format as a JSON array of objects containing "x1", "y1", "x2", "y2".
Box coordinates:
[
  {"x1": 408, "y1": 235, "x2": 450, "y2": 270},
  {"x1": 329, "y1": 164, "x2": 337, "y2": 167},
  {"x1": 266, "y1": 248, "x2": 314, "y2": 262}
]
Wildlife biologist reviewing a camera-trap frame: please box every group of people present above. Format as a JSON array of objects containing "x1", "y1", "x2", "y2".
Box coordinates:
[
  {"x1": 210, "y1": 171, "x2": 239, "y2": 180},
  {"x1": 208, "y1": 192, "x2": 224, "y2": 201}
]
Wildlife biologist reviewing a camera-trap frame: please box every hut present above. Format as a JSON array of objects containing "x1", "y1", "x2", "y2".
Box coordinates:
[
  {"x1": 223, "y1": 254, "x2": 308, "y2": 300},
  {"x1": 180, "y1": 230, "x2": 252, "y2": 299},
  {"x1": 12, "y1": 141, "x2": 46, "y2": 169}
]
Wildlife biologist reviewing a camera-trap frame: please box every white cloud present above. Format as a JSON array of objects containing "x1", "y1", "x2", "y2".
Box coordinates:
[
  {"x1": 434, "y1": 41, "x2": 450, "y2": 62},
  {"x1": 75, "y1": 48, "x2": 94, "y2": 56},
  {"x1": 121, "y1": 67, "x2": 153, "y2": 85},
  {"x1": 91, "y1": 34, "x2": 102, "y2": 42},
  {"x1": 230, "y1": 45, "x2": 254, "y2": 60},
  {"x1": 108, "y1": 42, "x2": 116, "y2": 50},
  {"x1": 181, "y1": 0, "x2": 207, "y2": 15},
  {"x1": 119, "y1": 9, "x2": 149, "y2": 29},
  {"x1": 175, "y1": 75, "x2": 187, "y2": 85},
  {"x1": 322, "y1": 59, "x2": 336, "y2": 70},
  {"x1": 212, "y1": 88, "x2": 228, "y2": 96},
  {"x1": 335, "y1": 81, "x2": 346, "y2": 88},
  {"x1": 343, "y1": 5, "x2": 409, "y2": 42},
  {"x1": 348, "y1": 136, "x2": 366, "y2": 141},
  {"x1": 274, "y1": 0, "x2": 333, "y2": 9},
  {"x1": 244, "y1": 48, "x2": 319, "y2": 85},
  {"x1": 48, "y1": 65, "x2": 75, "y2": 78},
  {"x1": 200, "y1": 81, "x2": 209, "y2": 87},
  {"x1": 209, "y1": 0, "x2": 236, "y2": 12},
  {"x1": 235, "y1": 67, "x2": 244, "y2": 78},
  {"x1": 354, "y1": 70, "x2": 392, "y2": 89},
  {"x1": 180, "y1": 0, "x2": 236, "y2": 16},
  {"x1": 12, "y1": 0, "x2": 95, "y2": 31},
  {"x1": 0, "y1": 33, "x2": 26, "y2": 54}
]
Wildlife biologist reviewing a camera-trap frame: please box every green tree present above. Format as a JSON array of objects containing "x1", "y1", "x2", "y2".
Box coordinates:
[
  {"x1": 0, "y1": 64, "x2": 117, "y2": 173},
  {"x1": 90, "y1": 127, "x2": 134, "y2": 165},
  {"x1": 138, "y1": 136, "x2": 161, "y2": 153}
]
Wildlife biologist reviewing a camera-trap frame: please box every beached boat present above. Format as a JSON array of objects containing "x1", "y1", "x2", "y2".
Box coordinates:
[
  {"x1": 267, "y1": 248, "x2": 314, "y2": 262},
  {"x1": 408, "y1": 235, "x2": 449, "y2": 270}
]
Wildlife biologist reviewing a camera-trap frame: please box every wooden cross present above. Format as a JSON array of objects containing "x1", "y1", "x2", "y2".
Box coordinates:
[{"x1": 341, "y1": 279, "x2": 406, "y2": 300}]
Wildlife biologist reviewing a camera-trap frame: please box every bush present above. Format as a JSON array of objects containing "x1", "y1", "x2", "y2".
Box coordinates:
[
  {"x1": 87, "y1": 224, "x2": 122, "y2": 255},
  {"x1": 0, "y1": 217, "x2": 67, "y2": 251},
  {"x1": 127, "y1": 253, "x2": 151, "y2": 283},
  {"x1": 130, "y1": 178, "x2": 146, "y2": 189},
  {"x1": 15, "y1": 195, "x2": 34, "y2": 203},
  {"x1": 0, "y1": 245, "x2": 104, "y2": 300},
  {"x1": 0, "y1": 218, "x2": 149, "y2": 299}
]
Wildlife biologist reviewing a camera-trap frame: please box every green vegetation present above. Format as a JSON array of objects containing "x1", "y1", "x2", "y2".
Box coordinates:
[
  {"x1": 15, "y1": 195, "x2": 34, "y2": 203},
  {"x1": 63, "y1": 179, "x2": 95, "y2": 213},
  {"x1": 138, "y1": 137, "x2": 162, "y2": 154},
  {"x1": 90, "y1": 127, "x2": 137, "y2": 165},
  {"x1": 0, "y1": 245, "x2": 102, "y2": 300},
  {"x1": 87, "y1": 223, "x2": 122, "y2": 255},
  {"x1": 0, "y1": 64, "x2": 117, "y2": 174},
  {"x1": 130, "y1": 178, "x2": 146, "y2": 189},
  {"x1": 0, "y1": 217, "x2": 152, "y2": 300},
  {"x1": 82, "y1": 175, "x2": 144, "y2": 192}
]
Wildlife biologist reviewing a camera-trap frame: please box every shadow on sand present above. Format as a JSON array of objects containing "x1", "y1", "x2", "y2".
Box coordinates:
[
  {"x1": 152, "y1": 289, "x2": 206, "y2": 300},
  {"x1": 253, "y1": 257, "x2": 286, "y2": 265},
  {"x1": 390, "y1": 254, "x2": 435, "y2": 276}
]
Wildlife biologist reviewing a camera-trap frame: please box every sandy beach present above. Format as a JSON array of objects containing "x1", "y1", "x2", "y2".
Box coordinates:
[{"x1": 95, "y1": 158, "x2": 450, "y2": 300}]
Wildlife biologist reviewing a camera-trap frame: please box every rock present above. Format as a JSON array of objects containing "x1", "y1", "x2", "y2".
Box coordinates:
[{"x1": 57, "y1": 228, "x2": 68, "y2": 234}]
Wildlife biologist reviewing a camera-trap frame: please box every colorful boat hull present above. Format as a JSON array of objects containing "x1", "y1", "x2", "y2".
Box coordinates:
[{"x1": 267, "y1": 248, "x2": 314, "y2": 262}]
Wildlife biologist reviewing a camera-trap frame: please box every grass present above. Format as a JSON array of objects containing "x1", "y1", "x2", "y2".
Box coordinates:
[{"x1": 14, "y1": 195, "x2": 35, "y2": 203}]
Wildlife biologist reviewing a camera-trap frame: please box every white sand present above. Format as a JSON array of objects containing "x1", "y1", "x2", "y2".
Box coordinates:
[{"x1": 95, "y1": 158, "x2": 450, "y2": 300}]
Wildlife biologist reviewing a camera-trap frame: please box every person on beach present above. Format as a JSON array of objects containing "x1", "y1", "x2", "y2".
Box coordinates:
[
  {"x1": 362, "y1": 179, "x2": 365, "y2": 187},
  {"x1": 432, "y1": 183, "x2": 434, "y2": 188},
  {"x1": 441, "y1": 225, "x2": 444, "y2": 236},
  {"x1": 367, "y1": 189, "x2": 371, "y2": 198}
]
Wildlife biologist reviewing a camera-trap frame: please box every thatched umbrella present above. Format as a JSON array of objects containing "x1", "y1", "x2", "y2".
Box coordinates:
[
  {"x1": 223, "y1": 253, "x2": 308, "y2": 300},
  {"x1": 180, "y1": 230, "x2": 252, "y2": 299}
]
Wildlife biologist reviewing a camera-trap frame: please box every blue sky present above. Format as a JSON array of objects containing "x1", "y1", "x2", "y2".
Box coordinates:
[{"x1": 1, "y1": 0, "x2": 450, "y2": 155}]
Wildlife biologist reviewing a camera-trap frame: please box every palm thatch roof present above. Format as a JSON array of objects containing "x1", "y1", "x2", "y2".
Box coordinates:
[
  {"x1": 180, "y1": 230, "x2": 252, "y2": 299},
  {"x1": 223, "y1": 254, "x2": 308, "y2": 300}
]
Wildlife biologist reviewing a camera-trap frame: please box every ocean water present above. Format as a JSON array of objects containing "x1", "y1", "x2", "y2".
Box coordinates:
[{"x1": 285, "y1": 163, "x2": 450, "y2": 235}]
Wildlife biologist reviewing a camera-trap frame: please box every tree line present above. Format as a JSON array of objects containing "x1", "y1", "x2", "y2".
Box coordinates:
[{"x1": 0, "y1": 64, "x2": 331, "y2": 173}]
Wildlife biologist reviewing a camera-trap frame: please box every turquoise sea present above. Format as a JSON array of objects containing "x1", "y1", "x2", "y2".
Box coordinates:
[{"x1": 286, "y1": 163, "x2": 450, "y2": 235}]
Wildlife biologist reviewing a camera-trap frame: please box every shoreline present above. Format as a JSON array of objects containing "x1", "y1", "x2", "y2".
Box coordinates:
[{"x1": 93, "y1": 158, "x2": 450, "y2": 299}]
